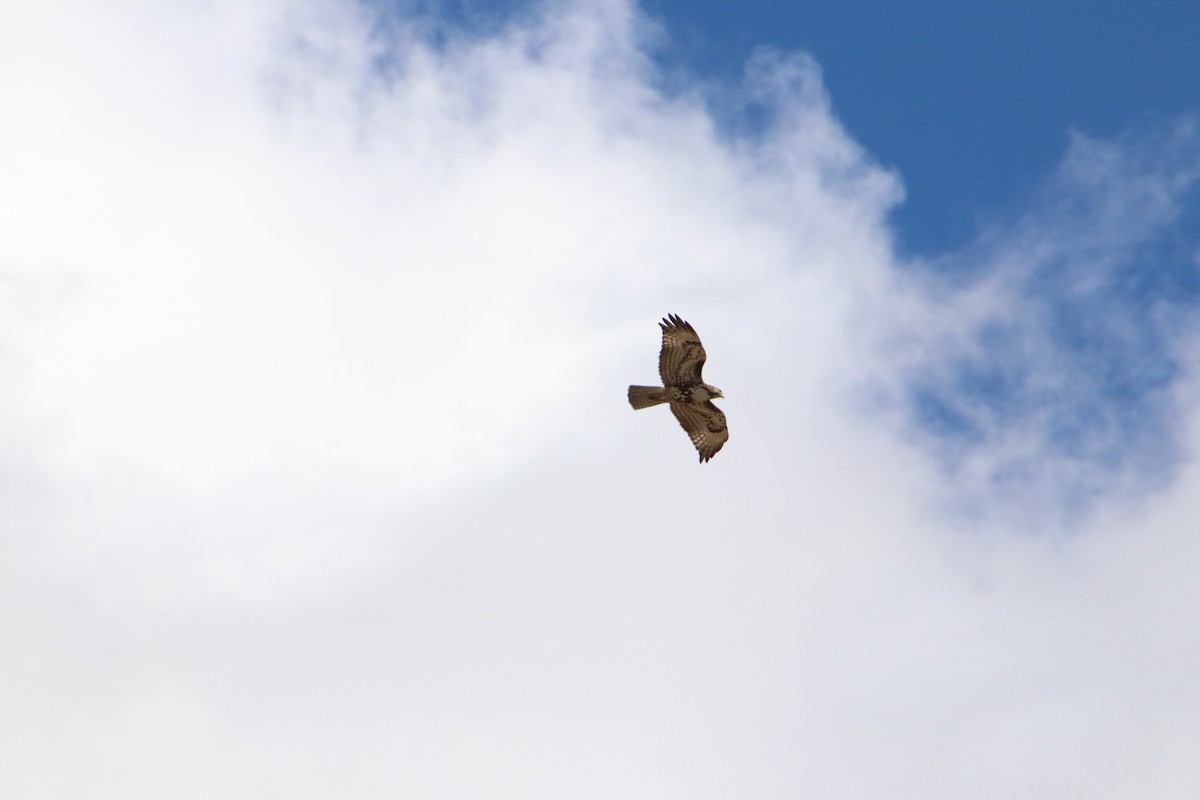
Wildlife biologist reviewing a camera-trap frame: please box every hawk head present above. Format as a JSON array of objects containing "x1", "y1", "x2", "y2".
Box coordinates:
[{"x1": 698, "y1": 384, "x2": 724, "y2": 401}]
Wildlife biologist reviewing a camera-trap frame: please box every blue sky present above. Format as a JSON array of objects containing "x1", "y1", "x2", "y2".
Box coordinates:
[
  {"x1": 649, "y1": 0, "x2": 1200, "y2": 253},
  {"x1": 3, "y1": 1, "x2": 1200, "y2": 797}
]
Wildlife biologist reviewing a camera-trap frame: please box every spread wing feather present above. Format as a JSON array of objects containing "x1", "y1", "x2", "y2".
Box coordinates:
[
  {"x1": 658, "y1": 313, "x2": 707, "y2": 386},
  {"x1": 669, "y1": 400, "x2": 728, "y2": 463}
]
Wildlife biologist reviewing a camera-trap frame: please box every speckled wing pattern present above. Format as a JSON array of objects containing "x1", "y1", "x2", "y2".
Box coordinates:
[
  {"x1": 669, "y1": 401, "x2": 728, "y2": 463},
  {"x1": 658, "y1": 313, "x2": 707, "y2": 386},
  {"x1": 630, "y1": 313, "x2": 728, "y2": 462}
]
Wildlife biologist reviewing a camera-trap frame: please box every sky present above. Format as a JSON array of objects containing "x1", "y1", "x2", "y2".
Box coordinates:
[
  {"x1": 643, "y1": 0, "x2": 1200, "y2": 255},
  {"x1": 2, "y1": 0, "x2": 1200, "y2": 797}
]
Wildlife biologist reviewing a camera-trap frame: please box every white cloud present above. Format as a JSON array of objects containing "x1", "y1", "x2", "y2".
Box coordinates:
[{"x1": 2, "y1": 1, "x2": 1200, "y2": 798}]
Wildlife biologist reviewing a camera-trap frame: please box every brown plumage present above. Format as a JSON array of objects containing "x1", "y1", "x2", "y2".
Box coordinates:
[{"x1": 628, "y1": 313, "x2": 728, "y2": 462}]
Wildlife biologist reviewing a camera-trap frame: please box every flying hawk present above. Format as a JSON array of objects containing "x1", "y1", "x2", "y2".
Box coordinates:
[{"x1": 628, "y1": 313, "x2": 728, "y2": 462}]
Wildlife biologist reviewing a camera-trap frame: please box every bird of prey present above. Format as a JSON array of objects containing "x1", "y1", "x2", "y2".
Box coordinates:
[{"x1": 628, "y1": 313, "x2": 728, "y2": 462}]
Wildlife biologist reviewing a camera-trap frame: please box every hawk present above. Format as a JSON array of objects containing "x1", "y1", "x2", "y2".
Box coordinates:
[{"x1": 628, "y1": 313, "x2": 728, "y2": 462}]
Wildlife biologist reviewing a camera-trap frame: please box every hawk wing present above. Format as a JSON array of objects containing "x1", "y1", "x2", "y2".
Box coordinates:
[
  {"x1": 658, "y1": 314, "x2": 707, "y2": 386},
  {"x1": 669, "y1": 400, "x2": 728, "y2": 463}
]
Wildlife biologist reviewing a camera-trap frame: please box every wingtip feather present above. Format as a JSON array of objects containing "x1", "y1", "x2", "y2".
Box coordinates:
[{"x1": 661, "y1": 313, "x2": 695, "y2": 334}]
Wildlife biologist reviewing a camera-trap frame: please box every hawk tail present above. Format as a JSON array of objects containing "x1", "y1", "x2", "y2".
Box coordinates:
[{"x1": 628, "y1": 385, "x2": 668, "y2": 410}]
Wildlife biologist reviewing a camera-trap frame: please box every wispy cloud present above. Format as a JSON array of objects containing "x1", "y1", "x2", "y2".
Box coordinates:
[{"x1": 891, "y1": 119, "x2": 1200, "y2": 521}]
